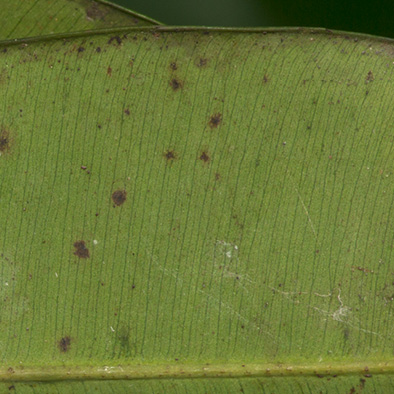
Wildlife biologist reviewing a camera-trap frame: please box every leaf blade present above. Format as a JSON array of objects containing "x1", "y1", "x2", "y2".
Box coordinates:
[{"x1": 1, "y1": 27, "x2": 394, "y2": 391}]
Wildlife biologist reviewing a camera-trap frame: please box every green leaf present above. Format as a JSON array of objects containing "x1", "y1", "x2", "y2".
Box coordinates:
[
  {"x1": 1, "y1": 9, "x2": 394, "y2": 394},
  {"x1": 0, "y1": 0, "x2": 161, "y2": 40}
]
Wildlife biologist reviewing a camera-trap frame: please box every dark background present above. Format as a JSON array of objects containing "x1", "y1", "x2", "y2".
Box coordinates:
[{"x1": 113, "y1": 0, "x2": 394, "y2": 39}]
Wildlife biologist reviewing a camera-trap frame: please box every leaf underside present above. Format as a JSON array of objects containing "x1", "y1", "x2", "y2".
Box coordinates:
[{"x1": 1, "y1": 6, "x2": 394, "y2": 394}]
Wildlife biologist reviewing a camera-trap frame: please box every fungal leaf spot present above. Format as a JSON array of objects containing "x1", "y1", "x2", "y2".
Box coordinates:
[
  {"x1": 164, "y1": 150, "x2": 176, "y2": 161},
  {"x1": 73, "y1": 241, "x2": 90, "y2": 259},
  {"x1": 170, "y1": 79, "x2": 182, "y2": 91},
  {"x1": 170, "y1": 62, "x2": 177, "y2": 70},
  {"x1": 108, "y1": 36, "x2": 122, "y2": 45},
  {"x1": 58, "y1": 336, "x2": 71, "y2": 352},
  {"x1": 112, "y1": 189, "x2": 127, "y2": 206},
  {"x1": 366, "y1": 70, "x2": 374, "y2": 83},
  {"x1": 197, "y1": 58, "x2": 207, "y2": 67},
  {"x1": 0, "y1": 128, "x2": 11, "y2": 155},
  {"x1": 209, "y1": 113, "x2": 222, "y2": 128},
  {"x1": 199, "y1": 151, "x2": 210, "y2": 163}
]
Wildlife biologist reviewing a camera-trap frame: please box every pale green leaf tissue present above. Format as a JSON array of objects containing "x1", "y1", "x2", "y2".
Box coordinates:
[{"x1": 1, "y1": 1, "x2": 394, "y2": 392}]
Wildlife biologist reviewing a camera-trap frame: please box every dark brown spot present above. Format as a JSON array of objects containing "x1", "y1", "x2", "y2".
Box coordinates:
[
  {"x1": 73, "y1": 241, "x2": 90, "y2": 259},
  {"x1": 170, "y1": 62, "x2": 177, "y2": 70},
  {"x1": 366, "y1": 71, "x2": 374, "y2": 83},
  {"x1": 0, "y1": 129, "x2": 9, "y2": 153},
  {"x1": 112, "y1": 190, "x2": 127, "y2": 206},
  {"x1": 96, "y1": 47, "x2": 101, "y2": 53},
  {"x1": 164, "y1": 150, "x2": 176, "y2": 161},
  {"x1": 197, "y1": 58, "x2": 207, "y2": 67},
  {"x1": 215, "y1": 173, "x2": 221, "y2": 181},
  {"x1": 58, "y1": 336, "x2": 71, "y2": 352},
  {"x1": 124, "y1": 108, "x2": 130, "y2": 116},
  {"x1": 209, "y1": 113, "x2": 222, "y2": 128},
  {"x1": 8, "y1": 385, "x2": 15, "y2": 391},
  {"x1": 263, "y1": 74, "x2": 269, "y2": 83},
  {"x1": 107, "y1": 66, "x2": 112, "y2": 76},
  {"x1": 170, "y1": 79, "x2": 182, "y2": 91},
  {"x1": 199, "y1": 151, "x2": 210, "y2": 162},
  {"x1": 77, "y1": 47, "x2": 85, "y2": 53},
  {"x1": 108, "y1": 36, "x2": 122, "y2": 45},
  {"x1": 86, "y1": 3, "x2": 107, "y2": 20}
]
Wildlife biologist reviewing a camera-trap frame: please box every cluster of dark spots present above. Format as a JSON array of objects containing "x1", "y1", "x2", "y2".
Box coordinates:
[
  {"x1": 208, "y1": 113, "x2": 222, "y2": 128},
  {"x1": 77, "y1": 47, "x2": 85, "y2": 53},
  {"x1": 73, "y1": 241, "x2": 90, "y2": 259},
  {"x1": 112, "y1": 189, "x2": 127, "y2": 206},
  {"x1": 58, "y1": 336, "x2": 71, "y2": 352},
  {"x1": 366, "y1": 70, "x2": 374, "y2": 83},
  {"x1": 170, "y1": 62, "x2": 177, "y2": 70},
  {"x1": 199, "y1": 151, "x2": 210, "y2": 163},
  {"x1": 108, "y1": 36, "x2": 122, "y2": 45},
  {"x1": 197, "y1": 58, "x2": 207, "y2": 67},
  {"x1": 0, "y1": 128, "x2": 10, "y2": 153},
  {"x1": 124, "y1": 108, "x2": 130, "y2": 116},
  {"x1": 170, "y1": 78, "x2": 182, "y2": 91},
  {"x1": 164, "y1": 149, "x2": 176, "y2": 161},
  {"x1": 86, "y1": 2, "x2": 107, "y2": 20}
]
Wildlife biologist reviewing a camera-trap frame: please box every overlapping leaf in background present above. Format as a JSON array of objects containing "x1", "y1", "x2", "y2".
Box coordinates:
[{"x1": 1, "y1": 1, "x2": 394, "y2": 393}]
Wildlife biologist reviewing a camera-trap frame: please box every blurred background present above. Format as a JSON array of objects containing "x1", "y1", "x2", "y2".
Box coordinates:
[{"x1": 113, "y1": 0, "x2": 394, "y2": 38}]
